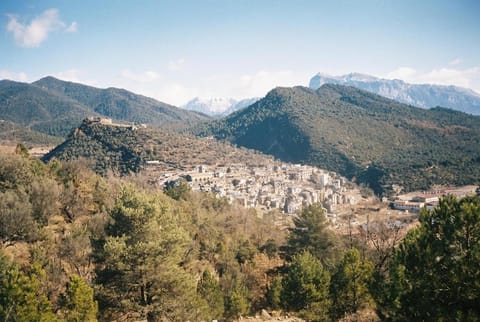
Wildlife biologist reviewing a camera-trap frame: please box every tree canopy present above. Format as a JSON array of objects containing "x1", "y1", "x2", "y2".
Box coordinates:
[
  {"x1": 1, "y1": 149, "x2": 480, "y2": 321},
  {"x1": 286, "y1": 203, "x2": 339, "y2": 266},
  {"x1": 384, "y1": 196, "x2": 480, "y2": 320}
]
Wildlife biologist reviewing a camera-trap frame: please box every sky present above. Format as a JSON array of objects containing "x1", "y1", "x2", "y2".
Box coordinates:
[{"x1": 1, "y1": 0, "x2": 479, "y2": 106}]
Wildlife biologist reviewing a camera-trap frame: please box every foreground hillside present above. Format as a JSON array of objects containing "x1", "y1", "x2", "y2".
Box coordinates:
[
  {"x1": 43, "y1": 118, "x2": 273, "y2": 176},
  {"x1": 0, "y1": 77, "x2": 209, "y2": 137},
  {"x1": 195, "y1": 84, "x2": 480, "y2": 195},
  {"x1": 1, "y1": 150, "x2": 479, "y2": 321}
]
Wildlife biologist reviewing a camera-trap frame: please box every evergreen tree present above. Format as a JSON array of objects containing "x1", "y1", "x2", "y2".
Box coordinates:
[
  {"x1": 385, "y1": 196, "x2": 480, "y2": 320},
  {"x1": 286, "y1": 203, "x2": 339, "y2": 266},
  {"x1": 281, "y1": 251, "x2": 331, "y2": 321},
  {"x1": 225, "y1": 284, "x2": 250, "y2": 319},
  {"x1": 62, "y1": 274, "x2": 98, "y2": 322},
  {"x1": 330, "y1": 248, "x2": 374, "y2": 320},
  {"x1": 163, "y1": 178, "x2": 191, "y2": 201},
  {"x1": 0, "y1": 256, "x2": 57, "y2": 322},
  {"x1": 266, "y1": 275, "x2": 282, "y2": 309},
  {"x1": 96, "y1": 185, "x2": 207, "y2": 321},
  {"x1": 235, "y1": 240, "x2": 257, "y2": 264},
  {"x1": 197, "y1": 270, "x2": 224, "y2": 320}
]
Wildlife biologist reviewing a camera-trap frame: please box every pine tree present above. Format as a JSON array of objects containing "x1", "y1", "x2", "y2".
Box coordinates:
[
  {"x1": 330, "y1": 248, "x2": 374, "y2": 320},
  {"x1": 286, "y1": 203, "x2": 339, "y2": 266},
  {"x1": 386, "y1": 196, "x2": 480, "y2": 320},
  {"x1": 266, "y1": 275, "x2": 282, "y2": 309},
  {"x1": 281, "y1": 251, "x2": 331, "y2": 321},
  {"x1": 0, "y1": 257, "x2": 57, "y2": 322},
  {"x1": 198, "y1": 270, "x2": 224, "y2": 320},
  {"x1": 96, "y1": 185, "x2": 207, "y2": 321},
  {"x1": 225, "y1": 284, "x2": 250, "y2": 319},
  {"x1": 62, "y1": 274, "x2": 98, "y2": 322}
]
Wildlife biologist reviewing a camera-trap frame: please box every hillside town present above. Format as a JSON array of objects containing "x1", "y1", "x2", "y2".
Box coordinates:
[{"x1": 156, "y1": 161, "x2": 361, "y2": 215}]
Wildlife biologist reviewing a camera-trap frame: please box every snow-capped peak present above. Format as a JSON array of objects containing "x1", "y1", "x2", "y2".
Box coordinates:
[
  {"x1": 182, "y1": 97, "x2": 236, "y2": 115},
  {"x1": 313, "y1": 72, "x2": 379, "y2": 83},
  {"x1": 182, "y1": 97, "x2": 260, "y2": 116},
  {"x1": 309, "y1": 72, "x2": 480, "y2": 115}
]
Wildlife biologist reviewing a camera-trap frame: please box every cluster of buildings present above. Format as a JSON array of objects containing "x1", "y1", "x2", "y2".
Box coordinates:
[
  {"x1": 158, "y1": 162, "x2": 360, "y2": 215},
  {"x1": 393, "y1": 185, "x2": 478, "y2": 212}
]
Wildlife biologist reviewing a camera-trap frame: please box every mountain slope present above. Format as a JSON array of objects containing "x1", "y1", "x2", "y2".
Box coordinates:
[
  {"x1": 0, "y1": 119, "x2": 63, "y2": 146},
  {"x1": 309, "y1": 72, "x2": 480, "y2": 115},
  {"x1": 0, "y1": 77, "x2": 209, "y2": 137},
  {"x1": 33, "y1": 76, "x2": 209, "y2": 125},
  {"x1": 195, "y1": 84, "x2": 480, "y2": 195},
  {"x1": 0, "y1": 79, "x2": 98, "y2": 136},
  {"x1": 222, "y1": 97, "x2": 260, "y2": 116}
]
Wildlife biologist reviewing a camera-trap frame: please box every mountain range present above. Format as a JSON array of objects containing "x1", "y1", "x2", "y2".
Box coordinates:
[
  {"x1": 195, "y1": 84, "x2": 480, "y2": 195},
  {"x1": 309, "y1": 72, "x2": 480, "y2": 115},
  {"x1": 182, "y1": 97, "x2": 259, "y2": 116},
  {"x1": 2, "y1": 75, "x2": 480, "y2": 195},
  {"x1": 0, "y1": 76, "x2": 209, "y2": 137}
]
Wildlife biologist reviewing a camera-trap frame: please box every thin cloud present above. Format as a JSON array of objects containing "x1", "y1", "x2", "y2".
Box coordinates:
[
  {"x1": 6, "y1": 8, "x2": 76, "y2": 48},
  {"x1": 114, "y1": 77, "x2": 198, "y2": 106},
  {"x1": 53, "y1": 69, "x2": 82, "y2": 82},
  {"x1": 0, "y1": 70, "x2": 29, "y2": 82},
  {"x1": 386, "y1": 65, "x2": 480, "y2": 94},
  {"x1": 386, "y1": 67, "x2": 417, "y2": 80},
  {"x1": 448, "y1": 58, "x2": 462, "y2": 66},
  {"x1": 153, "y1": 83, "x2": 197, "y2": 105},
  {"x1": 167, "y1": 58, "x2": 185, "y2": 71},
  {"x1": 235, "y1": 70, "x2": 305, "y2": 98},
  {"x1": 421, "y1": 67, "x2": 480, "y2": 93},
  {"x1": 120, "y1": 69, "x2": 161, "y2": 83},
  {"x1": 65, "y1": 21, "x2": 78, "y2": 33}
]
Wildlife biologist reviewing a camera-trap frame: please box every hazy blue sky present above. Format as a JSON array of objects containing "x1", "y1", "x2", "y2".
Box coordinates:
[{"x1": 1, "y1": 0, "x2": 479, "y2": 105}]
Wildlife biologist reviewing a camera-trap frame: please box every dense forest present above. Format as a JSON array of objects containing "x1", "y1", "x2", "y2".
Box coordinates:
[{"x1": 1, "y1": 148, "x2": 479, "y2": 321}]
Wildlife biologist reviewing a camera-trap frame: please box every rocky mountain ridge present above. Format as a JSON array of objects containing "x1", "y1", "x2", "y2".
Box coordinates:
[{"x1": 309, "y1": 72, "x2": 480, "y2": 115}]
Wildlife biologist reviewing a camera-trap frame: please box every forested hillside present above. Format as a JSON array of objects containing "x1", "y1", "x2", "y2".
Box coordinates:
[
  {"x1": 195, "y1": 84, "x2": 480, "y2": 195},
  {"x1": 1, "y1": 150, "x2": 479, "y2": 321},
  {"x1": 0, "y1": 77, "x2": 209, "y2": 137},
  {"x1": 33, "y1": 76, "x2": 209, "y2": 126},
  {"x1": 0, "y1": 79, "x2": 96, "y2": 137},
  {"x1": 43, "y1": 119, "x2": 273, "y2": 176},
  {"x1": 0, "y1": 119, "x2": 63, "y2": 146}
]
